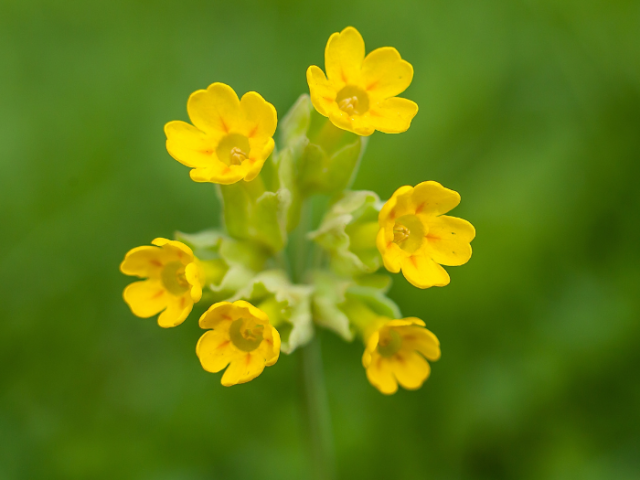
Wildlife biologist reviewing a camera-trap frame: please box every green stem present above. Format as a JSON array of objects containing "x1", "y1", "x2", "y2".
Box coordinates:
[{"x1": 298, "y1": 334, "x2": 336, "y2": 480}]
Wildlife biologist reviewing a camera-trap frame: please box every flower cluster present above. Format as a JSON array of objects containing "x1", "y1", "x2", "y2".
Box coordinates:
[{"x1": 120, "y1": 26, "x2": 475, "y2": 394}]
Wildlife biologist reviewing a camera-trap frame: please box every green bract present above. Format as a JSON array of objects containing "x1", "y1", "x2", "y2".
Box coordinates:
[{"x1": 309, "y1": 190, "x2": 383, "y2": 275}]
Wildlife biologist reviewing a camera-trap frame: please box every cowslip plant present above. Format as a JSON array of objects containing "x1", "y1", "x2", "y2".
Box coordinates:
[{"x1": 120, "y1": 26, "x2": 475, "y2": 396}]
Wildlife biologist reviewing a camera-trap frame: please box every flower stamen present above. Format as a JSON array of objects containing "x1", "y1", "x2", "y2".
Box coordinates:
[
  {"x1": 393, "y1": 224, "x2": 410, "y2": 244},
  {"x1": 336, "y1": 85, "x2": 369, "y2": 116},
  {"x1": 229, "y1": 318, "x2": 264, "y2": 352},
  {"x1": 229, "y1": 147, "x2": 247, "y2": 166}
]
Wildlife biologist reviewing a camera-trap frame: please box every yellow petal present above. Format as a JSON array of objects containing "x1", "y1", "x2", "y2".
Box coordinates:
[
  {"x1": 391, "y1": 351, "x2": 431, "y2": 390},
  {"x1": 387, "y1": 318, "x2": 425, "y2": 329},
  {"x1": 362, "y1": 331, "x2": 379, "y2": 368},
  {"x1": 244, "y1": 138, "x2": 274, "y2": 182},
  {"x1": 306, "y1": 65, "x2": 337, "y2": 117},
  {"x1": 221, "y1": 352, "x2": 266, "y2": 386},
  {"x1": 187, "y1": 83, "x2": 241, "y2": 135},
  {"x1": 189, "y1": 164, "x2": 245, "y2": 185},
  {"x1": 327, "y1": 110, "x2": 375, "y2": 136},
  {"x1": 401, "y1": 254, "x2": 450, "y2": 289},
  {"x1": 185, "y1": 262, "x2": 203, "y2": 302},
  {"x1": 164, "y1": 120, "x2": 218, "y2": 168},
  {"x1": 350, "y1": 114, "x2": 376, "y2": 136},
  {"x1": 233, "y1": 300, "x2": 270, "y2": 324},
  {"x1": 196, "y1": 329, "x2": 233, "y2": 373},
  {"x1": 157, "y1": 294, "x2": 192, "y2": 328},
  {"x1": 261, "y1": 325, "x2": 281, "y2": 367},
  {"x1": 123, "y1": 280, "x2": 167, "y2": 318},
  {"x1": 401, "y1": 327, "x2": 441, "y2": 361},
  {"x1": 325, "y1": 26, "x2": 365, "y2": 86},
  {"x1": 120, "y1": 246, "x2": 164, "y2": 278},
  {"x1": 239, "y1": 91, "x2": 277, "y2": 141},
  {"x1": 423, "y1": 215, "x2": 475, "y2": 266},
  {"x1": 149, "y1": 240, "x2": 194, "y2": 268},
  {"x1": 367, "y1": 97, "x2": 418, "y2": 134},
  {"x1": 378, "y1": 185, "x2": 413, "y2": 226},
  {"x1": 412, "y1": 181, "x2": 461, "y2": 217},
  {"x1": 362, "y1": 47, "x2": 413, "y2": 99},
  {"x1": 377, "y1": 229, "x2": 405, "y2": 273},
  {"x1": 365, "y1": 354, "x2": 398, "y2": 395},
  {"x1": 199, "y1": 301, "x2": 235, "y2": 329}
]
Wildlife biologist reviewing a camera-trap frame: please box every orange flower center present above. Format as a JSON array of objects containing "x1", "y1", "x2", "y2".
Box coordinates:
[
  {"x1": 392, "y1": 215, "x2": 426, "y2": 254},
  {"x1": 161, "y1": 261, "x2": 190, "y2": 295},
  {"x1": 216, "y1": 133, "x2": 250, "y2": 166},
  {"x1": 229, "y1": 318, "x2": 264, "y2": 352},
  {"x1": 336, "y1": 85, "x2": 369, "y2": 116},
  {"x1": 377, "y1": 328, "x2": 403, "y2": 357}
]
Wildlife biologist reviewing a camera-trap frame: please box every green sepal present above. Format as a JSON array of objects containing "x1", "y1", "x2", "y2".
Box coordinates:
[
  {"x1": 309, "y1": 190, "x2": 383, "y2": 275},
  {"x1": 343, "y1": 285, "x2": 401, "y2": 320},
  {"x1": 218, "y1": 173, "x2": 289, "y2": 253},
  {"x1": 310, "y1": 270, "x2": 354, "y2": 341},
  {"x1": 353, "y1": 273, "x2": 392, "y2": 292},
  {"x1": 174, "y1": 230, "x2": 264, "y2": 301},
  {"x1": 229, "y1": 270, "x2": 313, "y2": 354},
  {"x1": 278, "y1": 94, "x2": 368, "y2": 196}
]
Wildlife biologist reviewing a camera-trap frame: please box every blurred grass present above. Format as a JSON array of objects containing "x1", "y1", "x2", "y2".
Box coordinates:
[{"x1": 1, "y1": 0, "x2": 639, "y2": 479}]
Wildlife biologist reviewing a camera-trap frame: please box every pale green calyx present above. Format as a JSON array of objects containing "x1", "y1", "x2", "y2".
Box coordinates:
[
  {"x1": 309, "y1": 190, "x2": 383, "y2": 275},
  {"x1": 279, "y1": 94, "x2": 368, "y2": 197},
  {"x1": 310, "y1": 271, "x2": 354, "y2": 341}
]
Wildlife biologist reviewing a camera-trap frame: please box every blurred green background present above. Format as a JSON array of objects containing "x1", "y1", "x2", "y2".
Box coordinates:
[{"x1": 2, "y1": 0, "x2": 639, "y2": 479}]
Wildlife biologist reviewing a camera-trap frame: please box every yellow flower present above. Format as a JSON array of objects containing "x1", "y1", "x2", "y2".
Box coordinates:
[
  {"x1": 196, "y1": 300, "x2": 281, "y2": 386},
  {"x1": 164, "y1": 83, "x2": 277, "y2": 185},
  {"x1": 306, "y1": 26, "x2": 417, "y2": 136},
  {"x1": 362, "y1": 317, "x2": 440, "y2": 395},
  {"x1": 377, "y1": 181, "x2": 475, "y2": 289},
  {"x1": 120, "y1": 238, "x2": 204, "y2": 328}
]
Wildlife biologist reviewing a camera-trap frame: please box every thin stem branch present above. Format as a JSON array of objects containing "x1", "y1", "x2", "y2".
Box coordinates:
[{"x1": 299, "y1": 334, "x2": 336, "y2": 480}]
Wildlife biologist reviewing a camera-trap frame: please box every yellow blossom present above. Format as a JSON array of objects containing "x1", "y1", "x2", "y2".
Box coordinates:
[
  {"x1": 196, "y1": 300, "x2": 281, "y2": 386},
  {"x1": 306, "y1": 26, "x2": 418, "y2": 136},
  {"x1": 377, "y1": 181, "x2": 475, "y2": 289},
  {"x1": 363, "y1": 317, "x2": 440, "y2": 395},
  {"x1": 120, "y1": 238, "x2": 205, "y2": 328},
  {"x1": 164, "y1": 83, "x2": 277, "y2": 185}
]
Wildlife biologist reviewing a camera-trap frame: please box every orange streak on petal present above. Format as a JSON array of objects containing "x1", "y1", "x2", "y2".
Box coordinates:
[
  {"x1": 415, "y1": 203, "x2": 425, "y2": 214},
  {"x1": 150, "y1": 260, "x2": 162, "y2": 267},
  {"x1": 248, "y1": 125, "x2": 258, "y2": 138},
  {"x1": 245, "y1": 353, "x2": 252, "y2": 366},
  {"x1": 151, "y1": 290, "x2": 164, "y2": 299},
  {"x1": 217, "y1": 340, "x2": 230, "y2": 350},
  {"x1": 366, "y1": 81, "x2": 378, "y2": 91}
]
